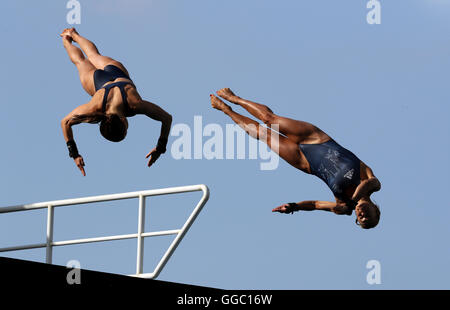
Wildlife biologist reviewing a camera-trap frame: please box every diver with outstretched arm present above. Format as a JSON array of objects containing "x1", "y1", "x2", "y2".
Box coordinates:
[
  {"x1": 60, "y1": 28, "x2": 172, "y2": 176},
  {"x1": 211, "y1": 88, "x2": 381, "y2": 229}
]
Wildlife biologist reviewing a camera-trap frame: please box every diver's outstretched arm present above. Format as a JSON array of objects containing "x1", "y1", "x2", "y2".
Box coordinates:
[
  {"x1": 135, "y1": 100, "x2": 172, "y2": 167},
  {"x1": 272, "y1": 200, "x2": 349, "y2": 215},
  {"x1": 61, "y1": 100, "x2": 100, "y2": 176}
]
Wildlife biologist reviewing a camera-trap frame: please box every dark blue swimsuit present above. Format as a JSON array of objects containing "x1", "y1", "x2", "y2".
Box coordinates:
[
  {"x1": 299, "y1": 140, "x2": 361, "y2": 204},
  {"x1": 93, "y1": 65, "x2": 134, "y2": 113}
]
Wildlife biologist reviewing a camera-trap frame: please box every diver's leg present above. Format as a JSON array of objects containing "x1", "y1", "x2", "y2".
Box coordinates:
[
  {"x1": 62, "y1": 28, "x2": 130, "y2": 76},
  {"x1": 210, "y1": 95, "x2": 306, "y2": 170},
  {"x1": 216, "y1": 88, "x2": 329, "y2": 144},
  {"x1": 62, "y1": 35, "x2": 96, "y2": 96}
]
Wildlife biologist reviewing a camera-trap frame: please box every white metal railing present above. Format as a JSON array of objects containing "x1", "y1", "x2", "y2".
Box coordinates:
[{"x1": 0, "y1": 184, "x2": 209, "y2": 279}]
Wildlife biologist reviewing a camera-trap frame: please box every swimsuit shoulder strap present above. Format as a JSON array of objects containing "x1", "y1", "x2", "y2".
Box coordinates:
[
  {"x1": 100, "y1": 82, "x2": 133, "y2": 113},
  {"x1": 101, "y1": 85, "x2": 112, "y2": 113},
  {"x1": 117, "y1": 83, "x2": 131, "y2": 111}
]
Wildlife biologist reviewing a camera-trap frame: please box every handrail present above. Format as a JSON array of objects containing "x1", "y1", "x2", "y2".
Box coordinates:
[{"x1": 0, "y1": 184, "x2": 210, "y2": 279}]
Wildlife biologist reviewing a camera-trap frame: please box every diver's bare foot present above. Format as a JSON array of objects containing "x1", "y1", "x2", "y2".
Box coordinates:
[
  {"x1": 210, "y1": 95, "x2": 231, "y2": 112},
  {"x1": 61, "y1": 35, "x2": 73, "y2": 44},
  {"x1": 216, "y1": 88, "x2": 239, "y2": 103},
  {"x1": 60, "y1": 28, "x2": 79, "y2": 41},
  {"x1": 60, "y1": 28, "x2": 71, "y2": 37}
]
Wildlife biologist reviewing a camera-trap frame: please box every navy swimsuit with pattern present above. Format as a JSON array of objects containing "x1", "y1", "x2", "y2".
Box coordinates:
[{"x1": 299, "y1": 139, "x2": 361, "y2": 203}]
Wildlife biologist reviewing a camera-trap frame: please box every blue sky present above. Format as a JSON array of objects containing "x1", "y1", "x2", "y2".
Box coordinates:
[{"x1": 0, "y1": 0, "x2": 449, "y2": 289}]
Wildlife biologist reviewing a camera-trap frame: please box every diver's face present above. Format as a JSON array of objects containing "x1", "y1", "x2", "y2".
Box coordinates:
[{"x1": 355, "y1": 202, "x2": 374, "y2": 227}]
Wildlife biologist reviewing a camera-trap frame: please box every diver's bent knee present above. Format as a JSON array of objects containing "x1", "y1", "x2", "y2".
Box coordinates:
[{"x1": 261, "y1": 112, "x2": 276, "y2": 125}]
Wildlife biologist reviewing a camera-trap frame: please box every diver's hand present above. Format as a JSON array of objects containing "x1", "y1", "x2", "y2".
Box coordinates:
[
  {"x1": 145, "y1": 147, "x2": 162, "y2": 168},
  {"x1": 74, "y1": 156, "x2": 86, "y2": 176},
  {"x1": 272, "y1": 203, "x2": 297, "y2": 214}
]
